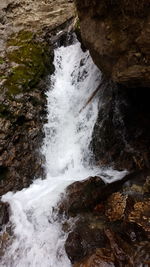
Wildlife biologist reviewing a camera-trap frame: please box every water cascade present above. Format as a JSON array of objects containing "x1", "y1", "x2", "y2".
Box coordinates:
[{"x1": 2, "y1": 40, "x2": 126, "y2": 267}]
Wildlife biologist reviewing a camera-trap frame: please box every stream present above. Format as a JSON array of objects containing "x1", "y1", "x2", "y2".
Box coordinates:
[{"x1": 1, "y1": 39, "x2": 126, "y2": 267}]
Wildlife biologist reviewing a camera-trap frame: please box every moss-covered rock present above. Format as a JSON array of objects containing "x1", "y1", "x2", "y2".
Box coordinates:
[
  {"x1": 0, "y1": 57, "x2": 4, "y2": 65},
  {"x1": 4, "y1": 30, "x2": 54, "y2": 98},
  {"x1": 0, "y1": 29, "x2": 54, "y2": 193},
  {"x1": 0, "y1": 0, "x2": 75, "y2": 197},
  {"x1": 74, "y1": 17, "x2": 80, "y2": 36}
]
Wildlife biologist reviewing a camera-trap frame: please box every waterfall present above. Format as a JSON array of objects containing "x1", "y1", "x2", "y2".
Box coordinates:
[{"x1": 1, "y1": 39, "x2": 126, "y2": 267}]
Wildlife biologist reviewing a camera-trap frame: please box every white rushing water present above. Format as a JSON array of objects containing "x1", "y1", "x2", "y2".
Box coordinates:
[{"x1": 2, "y1": 40, "x2": 126, "y2": 267}]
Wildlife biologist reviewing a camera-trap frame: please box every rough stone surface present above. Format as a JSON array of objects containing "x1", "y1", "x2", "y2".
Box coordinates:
[
  {"x1": 105, "y1": 193, "x2": 127, "y2": 221},
  {"x1": 59, "y1": 174, "x2": 132, "y2": 215},
  {"x1": 0, "y1": 202, "x2": 9, "y2": 230},
  {"x1": 59, "y1": 176, "x2": 105, "y2": 215},
  {"x1": 0, "y1": 230, "x2": 10, "y2": 258},
  {"x1": 62, "y1": 170, "x2": 150, "y2": 265},
  {"x1": 65, "y1": 221, "x2": 107, "y2": 263},
  {"x1": 92, "y1": 80, "x2": 150, "y2": 171},
  {"x1": 0, "y1": 0, "x2": 75, "y2": 195},
  {"x1": 0, "y1": 29, "x2": 54, "y2": 194},
  {"x1": 128, "y1": 200, "x2": 150, "y2": 237},
  {"x1": 74, "y1": 0, "x2": 150, "y2": 87},
  {"x1": 74, "y1": 248, "x2": 116, "y2": 267}
]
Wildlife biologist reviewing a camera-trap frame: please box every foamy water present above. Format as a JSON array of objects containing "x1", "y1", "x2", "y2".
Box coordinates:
[{"x1": 2, "y1": 40, "x2": 126, "y2": 267}]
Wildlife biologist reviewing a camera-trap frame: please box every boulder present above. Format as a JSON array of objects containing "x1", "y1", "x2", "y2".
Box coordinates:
[
  {"x1": 59, "y1": 176, "x2": 105, "y2": 215},
  {"x1": 73, "y1": 248, "x2": 115, "y2": 267},
  {"x1": 59, "y1": 174, "x2": 133, "y2": 215},
  {"x1": 74, "y1": 0, "x2": 150, "y2": 87},
  {"x1": 63, "y1": 171, "x2": 150, "y2": 265},
  {"x1": 65, "y1": 222, "x2": 107, "y2": 263},
  {"x1": 128, "y1": 200, "x2": 150, "y2": 238}
]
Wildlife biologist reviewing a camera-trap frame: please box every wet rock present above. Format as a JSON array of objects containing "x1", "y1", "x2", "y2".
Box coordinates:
[
  {"x1": 59, "y1": 176, "x2": 105, "y2": 215},
  {"x1": 143, "y1": 176, "x2": 150, "y2": 193},
  {"x1": 92, "y1": 80, "x2": 150, "y2": 171},
  {"x1": 68, "y1": 222, "x2": 149, "y2": 266},
  {"x1": 65, "y1": 231, "x2": 85, "y2": 263},
  {"x1": 59, "y1": 174, "x2": 132, "y2": 215},
  {"x1": 65, "y1": 221, "x2": 108, "y2": 263},
  {"x1": 0, "y1": 231, "x2": 10, "y2": 258},
  {"x1": 104, "y1": 174, "x2": 150, "y2": 237},
  {"x1": 0, "y1": 0, "x2": 76, "y2": 195},
  {"x1": 76, "y1": 0, "x2": 150, "y2": 173},
  {"x1": 128, "y1": 199, "x2": 150, "y2": 237},
  {"x1": 118, "y1": 222, "x2": 148, "y2": 244},
  {"x1": 63, "y1": 170, "x2": 150, "y2": 265},
  {"x1": 0, "y1": 202, "x2": 9, "y2": 231},
  {"x1": 104, "y1": 229, "x2": 132, "y2": 264},
  {"x1": 73, "y1": 240, "x2": 150, "y2": 267},
  {"x1": 73, "y1": 248, "x2": 115, "y2": 267},
  {"x1": 105, "y1": 193, "x2": 127, "y2": 222}
]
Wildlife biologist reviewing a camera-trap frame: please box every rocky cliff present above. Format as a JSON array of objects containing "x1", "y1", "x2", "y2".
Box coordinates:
[
  {"x1": 0, "y1": 1, "x2": 149, "y2": 265},
  {"x1": 74, "y1": 0, "x2": 150, "y2": 171},
  {"x1": 0, "y1": 0, "x2": 75, "y2": 195},
  {"x1": 75, "y1": 0, "x2": 150, "y2": 87},
  {"x1": 91, "y1": 81, "x2": 150, "y2": 171},
  {"x1": 64, "y1": 2, "x2": 150, "y2": 265}
]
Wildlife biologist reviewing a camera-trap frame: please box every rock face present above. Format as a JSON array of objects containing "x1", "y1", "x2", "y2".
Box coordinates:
[
  {"x1": 75, "y1": 1, "x2": 150, "y2": 171},
  {"x1": 65, "y1": 222, "x2": 107, "y2": 263},
  {"x1": 74, "y1": 0, "x2": 150, "y2": 87},
  {"x1": 59, "y1": 177, "x2": 106, "y2": 215},
  {"x1": 59, "y1": 173, "x2": 134, "y2": 215},
  {"x1": 61, "y1": 171, "x2": 150, "y2": 266},
  {"x1": 74, "y1": 248, "x2": 116, "y2": 267},
  {"x1": 0, "y1": 31, "x2": 53, "y2": 194},
  {"x1": 0, "y1": 0, "x2": 75, "y2": 195},
  {"x1": 0, "y1": 202, "x2": 9, "y2": 231},
  {"x1": 91, "y1": 80, "x2": 150, "y2": 171}
]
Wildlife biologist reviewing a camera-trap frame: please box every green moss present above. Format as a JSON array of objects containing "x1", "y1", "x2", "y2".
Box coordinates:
[
  {"x1": 5, "y1": 59, "x2": 45, "y2": 96},
  {"x1": 0, "y1": 57, "x2": 4, "y2": 64},
  {"x1": 74, "y1": 18, "x2": 80, "y2": 35},
  {"x1": 5, "y1": 30, "x2": 54, "y2": 98},
  {"x1": 0, "y1": 75, "x2": 7, "y2": 80},
  {"x1": 75, "y1": 18, "x2": 80, "y2": 31},
  {"x1": 7, "y1": 30, "x2": 34, "y2": 46}
]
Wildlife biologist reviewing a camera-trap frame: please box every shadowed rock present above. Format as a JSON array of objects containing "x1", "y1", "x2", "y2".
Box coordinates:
[
  {"x1": 74, "y1": 0, "x2": 150, "y2": 87},
  {"x1": 62, "y1": 171, "x2": 150, "y2": 265},
  {"x1": 0, "y1": 202, "x2": 9, "y2": 231}
]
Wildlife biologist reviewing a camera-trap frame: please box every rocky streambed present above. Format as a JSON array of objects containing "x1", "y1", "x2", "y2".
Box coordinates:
[
  {"x1": 59, "y1": 171, "x2": 150, "y2": 266},
  {"x1": 0, "y1": 0, "x2": 150, "y2": 266}
]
